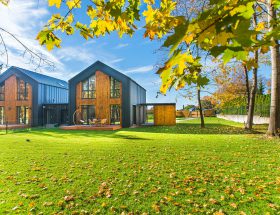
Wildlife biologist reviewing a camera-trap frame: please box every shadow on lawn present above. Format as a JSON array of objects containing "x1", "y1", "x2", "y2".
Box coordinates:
[
  {"x1": 123, "y1": 122, "x2": 266, "y2": 135},
  {"x1": 2, "y1": 119, "x2": 267, "y2": 137},
  {"x1": 28, "y1": 129, "x2": 152, "y2": 141}
]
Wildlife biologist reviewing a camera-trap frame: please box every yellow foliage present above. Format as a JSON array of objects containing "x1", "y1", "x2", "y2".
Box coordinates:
[
  {"x1": 255, "y1": 22, "x2": 266, "y2": 31},
  {"x1": 48, "y1": 0, "x2": 62, "y2": 8}
]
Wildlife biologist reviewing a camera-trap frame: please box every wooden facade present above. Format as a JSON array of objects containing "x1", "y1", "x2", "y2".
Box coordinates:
[
  {"x1": 154, "y1": 104, "x2": 176, "y2": 126},
  {"x1": 75, "y1": 70, "x2": 122, "y2": 125},
  {"x1": 0, "y1": 75, "x2": 32, "y2": 125}
]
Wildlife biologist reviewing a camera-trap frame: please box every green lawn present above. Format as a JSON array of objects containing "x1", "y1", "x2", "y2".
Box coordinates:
[{"x1": 0, "y1": 118, "x2": 279, "y2": 214}]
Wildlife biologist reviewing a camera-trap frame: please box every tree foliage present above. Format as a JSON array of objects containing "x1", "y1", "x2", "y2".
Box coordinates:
[{"x1": 36, "y1": 0, "x2": 279, "y2": 94}]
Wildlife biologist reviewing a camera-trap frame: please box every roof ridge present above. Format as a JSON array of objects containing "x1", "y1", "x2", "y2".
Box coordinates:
[
  {"x1": 15, "y1": 67, "x2": 67, "y2": 83},
  {"x1": 8, "y1": 66, "x2": 68, "y2": 89}
]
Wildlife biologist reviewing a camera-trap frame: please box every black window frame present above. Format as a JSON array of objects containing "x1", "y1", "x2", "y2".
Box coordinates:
[
  {"x1": 110, "y1": 77, "x2": 121, "y2": 98},
  {"x1": 0, "y1": 83, "x2": 4, "y2": 101},
  {"x1": 110, "y1": 104, "x2": 121, "y2": 125},
  {"x1": 81, "y1": 105, "x2": 96, "y2": 124},
  {"x1": 82, "y1": 75, "x2": 96, "y2": 99},
  {"x1": 17, "y1": 79, "x2": 28, "y2": 101},
  {"x1": 17, "y1": 106, "x2": 29, "y2": 125}
]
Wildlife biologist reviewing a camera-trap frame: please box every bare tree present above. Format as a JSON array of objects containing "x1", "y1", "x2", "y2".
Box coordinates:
[{"x1": 0, "y1": 1, "x2": 55, "y2": 72}]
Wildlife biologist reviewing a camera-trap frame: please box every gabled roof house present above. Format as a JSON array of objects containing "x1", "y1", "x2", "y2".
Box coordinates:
[{"x1": 0, "y1": 66, "x2": 68, "y2": 127}]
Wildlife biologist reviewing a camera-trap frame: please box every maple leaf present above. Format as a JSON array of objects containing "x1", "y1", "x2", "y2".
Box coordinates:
[
  {"x1": 64, "y1": 195, "x2": 75, "y2": 202},
  {"x1": 151, "y1": 203, "x2": 160, "y2": 212},
  {"x1": 48, "y1": 0, "x2": 62, "y2": 8}
]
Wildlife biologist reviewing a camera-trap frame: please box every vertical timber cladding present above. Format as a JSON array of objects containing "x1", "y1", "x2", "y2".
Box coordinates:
[
  {"x1": 0, "y1": 75, "x2": 32, "y2": 125},
  {"x1": 154, "y1": 104, "x2": 176, "y2": 126},
  {"x1": 75, "y1": 70, "x2": 122, "y2": 124}
]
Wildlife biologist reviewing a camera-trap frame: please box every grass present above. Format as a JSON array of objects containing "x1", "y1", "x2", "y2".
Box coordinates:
[{"x1": 0, "y1": 117, "x2": 279, "y2": 214}]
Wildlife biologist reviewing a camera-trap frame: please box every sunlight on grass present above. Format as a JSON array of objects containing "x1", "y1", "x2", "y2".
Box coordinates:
[{"x1": 0, "y1": 118, "x2": 279, "y2": 214}]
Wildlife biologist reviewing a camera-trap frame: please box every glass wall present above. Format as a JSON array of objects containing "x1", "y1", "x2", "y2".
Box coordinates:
[
  {"x1": 110, "y1": 105, "x2": 121, "y2": 124},
  {"x1": 0, "y1": 107, "x2": 4, "y2": 124},
  {"x1": 82, "y1": 75, "x2": 96, "y2": 99},
  {"x1": 81, "y1": 105, "x2": 95, "y2": 124},
  {"x1": 17, "y1": 106, "x2": 29, "y2": 124},
  {"x1": 110, "y1": 77, "x2": 121, "y2": 98},
  {"x1": 0, "y1": 84, "x2": 4, "y2": 101},
  {"x1": 17, "y1": 79, "x2": 28, "y2": 100}
]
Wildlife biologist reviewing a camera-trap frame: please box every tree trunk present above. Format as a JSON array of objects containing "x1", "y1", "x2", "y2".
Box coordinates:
[
  {"x1": 243, "y1": 65, "x2": 250, "y2": 111},
  {"x1": 267, "y1": 1, "x2": 280, "y2": 136},
  {"x1": 245, "y1": 11, "x2": 258, "y2": 130},
  {"x1": 245, "y1": 52, "x2": 258, "y2": 130},
  {"x1": 197, "y1": 87, "x2": 205, "y2": 128}
]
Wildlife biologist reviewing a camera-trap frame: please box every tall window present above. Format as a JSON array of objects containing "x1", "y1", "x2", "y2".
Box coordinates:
[
  {"x1": 110, "y1": 77, "x2": 121, "y2": 98},
  {"x1": 110, "y1": 105, "x2": 121, "y2": 125},
  {"x1": 81, "y1": 105, "x2": 95, "y2": 124},
  {"x1": 17, "y1": 106, "x2": 29, "y2": 124},
  {"x1": 0, "y1": 84, "x2": 4, "y2": 101},
  {"x1": 17, "y1": 79, "x2": 28, "y2": 100},
  {"x1": 0, "y1": 107, "x2": 4, "y2": 124},
  {"x1": 82, "y1": 75, "x2": 96, "y2": 99}
]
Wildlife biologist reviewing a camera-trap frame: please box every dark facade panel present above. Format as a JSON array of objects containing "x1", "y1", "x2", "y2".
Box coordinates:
[
  {"x1": 42, "y1": 104, "x2": 69, "y2": 125},
  {"x1": 38, "y1": 84, "x2": 68, "y2": 104},
  {"x1": 129, "y1": 81, "x2": 146, "y2": 125}
]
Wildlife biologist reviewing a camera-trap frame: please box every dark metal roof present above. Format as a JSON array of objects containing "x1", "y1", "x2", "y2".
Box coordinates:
[
  {"x1": 138, "y1": 103, "x2": 176, "y2": 106},
  {"x1": 1, "y1": 66, "x2": 68, "y2": 89},
  {"x1": 69, "y1": 61, "x2": 146, "y2": 91}
]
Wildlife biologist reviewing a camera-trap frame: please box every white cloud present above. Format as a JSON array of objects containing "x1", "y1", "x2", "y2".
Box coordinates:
[
  {"x1": 55, "y1": 46, "x2": 95, "y2": 63},
  {"x1": 124, "y1": 65, "x2": 154, "y2": 74},
  {"x1": 110, "y1": 58, "x2": 125, "y2": 64},
  {"x1": 0, "y1": 0, "x2": 65, "y2": 74},
  {"x1": 114, "y1": 43, "x2": 129, "y2": 49}
]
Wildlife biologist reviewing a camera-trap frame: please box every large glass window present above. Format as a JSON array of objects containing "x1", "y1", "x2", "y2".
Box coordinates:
[
  {"x1": 0, "y1": 107, "x2": 4, "y2": 124},
  {"x1": 0, "y1": 84, "x2": 4, "y2": 101},
  {"x1": 81, "y1": 105, "x2": 95, "y2": 124},
  {"x1": 110, "y1": 105, "x2": 121, "y2": 125},
  {"x1": 110, "y1": 77, "x2": 121, "y2": 98},
  {"x1": 17, "y1": 79, "x2": 28, "y2": 100},
  {"x1": 82, "y1": 75, "x2": 96, "y2": 99},
  {"x1": 17, "y1": 106, "x2": 29, "y2": 124}
]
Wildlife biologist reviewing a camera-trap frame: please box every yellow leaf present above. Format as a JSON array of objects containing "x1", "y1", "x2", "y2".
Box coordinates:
[
  {"x1": 144, "y1": 0, "x2": 155, "y2": 4},
  {"x1": 48, "y1": 0, "x2": 62, "y2": 8},
  {"x1": 66, "y1": 14, "x2": 73, "y2": 23},
  {"x1": 143, "y1": 5, "x2": 155, "y2": 23},
  {"x1": 151, "y1": 203, "x2": 160, "y2": 212},
  {"x1": 184, "y1": 34, "x2": 194, "y2": 44},
  {"x1": 255, "y1": 22, "x2": 265, "y2": 31}
]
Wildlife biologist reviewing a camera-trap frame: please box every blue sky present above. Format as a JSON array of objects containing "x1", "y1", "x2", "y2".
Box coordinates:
[{"x1": 0, "y1": 0, "x2": 271, "y2": 109}]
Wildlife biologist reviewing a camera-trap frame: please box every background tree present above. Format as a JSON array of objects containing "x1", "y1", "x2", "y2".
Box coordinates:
[
  {"x1": 201, "y1": 97, "x2": 215, "y2": 110},
  {"x1": 257, "y1": 75, "x2": 267, "y2": 95}
]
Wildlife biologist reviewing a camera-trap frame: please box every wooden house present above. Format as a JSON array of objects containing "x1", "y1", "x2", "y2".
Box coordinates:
[{"x1": 0, "y1": 66, "x2": 68, "y2": 127}]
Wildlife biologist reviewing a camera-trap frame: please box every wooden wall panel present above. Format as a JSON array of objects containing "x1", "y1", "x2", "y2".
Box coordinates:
[
  {"x1": 95, "y1": 71, "x2": 110, "y2": 120},
  {"x1": 75, "y1": 71, "x2": 122, "y2": 125},
  {"x1": 0, "y1": 75, "x2": 32, "y2": 125},
  {"x1": 154, "y1": 105, "x2": 176, "y2": 126}
]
